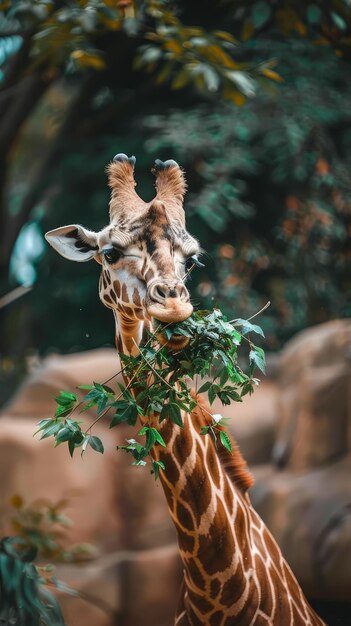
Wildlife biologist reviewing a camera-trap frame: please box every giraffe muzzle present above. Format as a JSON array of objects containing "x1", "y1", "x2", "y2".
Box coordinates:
[{"x1": 146, "y1": 281, "x2": 193, "y2": 324}]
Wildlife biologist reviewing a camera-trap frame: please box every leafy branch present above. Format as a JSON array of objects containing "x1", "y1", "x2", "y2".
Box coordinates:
[{"x1": 35, "y1": 308, "x2": 266, "y2": 478}]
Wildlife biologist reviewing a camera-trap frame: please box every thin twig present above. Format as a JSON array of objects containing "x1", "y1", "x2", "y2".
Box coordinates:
[
  {"x1": 229, "y1": 301, "x2": 270, "y2": 324},
  {"x1": 84, "y1": 359, "x2": 150, "y2": 435},
  {"x1": 0, "y1": 285, "x2": 32, "y2": 309},
  {"x1": 132, "y1": 338, "x2": 174, "y2": 389},
  {"x1": 247, "y1": 300, "x2": 271, "y2": 322}
]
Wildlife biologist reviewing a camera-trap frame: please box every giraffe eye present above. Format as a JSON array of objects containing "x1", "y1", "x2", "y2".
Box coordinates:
[
  {"x1": 103, "y1": 248, "x2": 122, "y2": 264},
  {"x1": 185, "y1": 256, "x2": 204, "y2": 271}
]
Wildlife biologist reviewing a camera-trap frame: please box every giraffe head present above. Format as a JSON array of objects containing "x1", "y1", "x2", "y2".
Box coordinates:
[{"x1": 45, "y1": 155, "x2": 202, "y2": 353}]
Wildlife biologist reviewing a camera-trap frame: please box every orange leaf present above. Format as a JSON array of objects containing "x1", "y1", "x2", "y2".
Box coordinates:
[
  {"x1": 241, "y1": 20, "x2": 254, "y2": 41},
  {"x1": 9, "y1": 494, "x2": 23, "y2": 509},
  {"x1": 163, "y1": 40, "x2": 183, "y2": 55},
  {"x1": 223, "y1": 88, "x2": 246, "y2": 106},
  {"x1": 213, "y1": 30, "x2": 238, "y2": 44},
  {"x1": 260, "y1": 68, "x2": 283, "y2": 82}
]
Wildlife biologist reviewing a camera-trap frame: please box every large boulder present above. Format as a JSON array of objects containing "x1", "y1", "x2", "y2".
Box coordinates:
[
  {"x1": 251, "y1": 319, "x2": 351, "y2": 602},
  {"x1": 252, "y1": 458, "x2": 351, "y2": 601},
  {"x1": 272, "y1": 319, "x2": 351, "y2": 470}
]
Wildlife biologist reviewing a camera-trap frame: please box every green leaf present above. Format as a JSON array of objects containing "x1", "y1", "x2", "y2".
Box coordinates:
[
  {"x1": 93, "y1": 381, "x2": 114, "y2": 394},
  {"x1": 110, "y1": 404, "x2": 138, "y2": 427},
  {"x1": 55, "y1": 427, "x2": 74, "y2": 444},
  {"x1": 251, "y1": 2, "x2": 272, "y2": 29},
  {"x1": 249, "y1": 346, "x2": 266, "y2": 374},
  {"x1": 219, "y1": 367, "x2": 229, "y2": 386},
  {"x1": 145, "y1": 428, "x2": 157, "y2": 452},
  {"x1": 208, "y1": 384, "x2": 219, "y2": 405},
  {"x1": 307, "y1": 5, "x2": 322, "y2": 24},
  {"x1": 35, "y1": 418, "x2": 53, "y2": 432},
  {"x1": 234, "y1": 319, "x2": 265, "y2": 337},
  {"x1": 151, "y1": 460, "x2": 165, "y2": 480},
  {"x1": 147, "y1": 401, "x2": 163, "y2": 414},
  {"x1": 151, "y1": 428, "x2": 166, "y2": 447},
  {"x1": 82, "y1": 388, "x2": 101, "y2": 402},
  {"x1": 241, "y1": 381, "x2": 254, "y2": 397},
  {"x1": 219, "y1": 430, "x2": 232, "y2": 454},
  {"x1": 88, "y1": 436, "x2": 104, "y2": 454},
  {"x1": 39, "y1": 422, "x2": 61, "y2": 439},
  {"x1": 179, "y1": 360, "x2": 192, "y2": 370},
  {"x1": 79, "y1": 399, "x2": 100, "y2": 413},
  {"x1": 54, "y1": 404, "x2": 74, "y2": 418},
  {"x1": 231, "y1": 329, "x2": 242, "y2": 345},
  {"x1": 197, "y1": 381, "x2": 211, "y2": 393},
  {"x1": 97, "y1": 395, "x2": 110, "y2": 415},
  {"x1": 55, "y1": 391, "x2": 77, "y2": 406},
  {"x1": 68, "y1": 439, "x2": 76, "y2": 457},
  {"x1": 168, "y1": 403, "x2": 184, "y2": 427}
]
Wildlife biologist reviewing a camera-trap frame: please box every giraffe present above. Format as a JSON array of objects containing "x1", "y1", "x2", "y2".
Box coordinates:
[{"x1": 45, "y1": 154, "x2": 326, "y2": 626}]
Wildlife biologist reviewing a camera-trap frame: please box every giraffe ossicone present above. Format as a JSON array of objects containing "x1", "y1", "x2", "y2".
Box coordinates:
[{"x1": 46, "y1": 156, "x2": 326, "y2": 625}]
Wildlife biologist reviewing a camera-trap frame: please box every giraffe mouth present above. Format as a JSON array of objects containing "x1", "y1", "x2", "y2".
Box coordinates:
[
  {"x1": 147, "y1": 301, "x2": 193, "y2": 351},
  {"x1": 152, "y1": 320, "x2": 190, "y2": 351}
]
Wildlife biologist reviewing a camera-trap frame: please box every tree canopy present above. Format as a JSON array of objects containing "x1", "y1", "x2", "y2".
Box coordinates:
[{"x1": 1, "y1": 0, "x2": 351, "y2": 402}]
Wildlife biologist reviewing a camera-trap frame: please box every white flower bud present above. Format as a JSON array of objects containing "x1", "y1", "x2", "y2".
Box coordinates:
[{"x1": 212, "y1": 414, "x2": 223, "y2": 424}]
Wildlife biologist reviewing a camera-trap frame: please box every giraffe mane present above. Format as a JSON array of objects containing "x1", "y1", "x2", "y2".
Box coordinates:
[
  {"x1": 195, "y1": 394, "x2": 254, "y2": 494},
  {"x1": 216, "y1": 425, "x2": 254, "y2": 493}
]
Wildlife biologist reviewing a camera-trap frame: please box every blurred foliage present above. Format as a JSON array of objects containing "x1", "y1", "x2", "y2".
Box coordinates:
[
  {"x1": 31, "y1": 36, "x2": 350, "y2": 352},
  {"x1": 0, "y1": 0, "x2": 275, "y2": 145},
  {"x1": 229, "y1": 0, "x2": 351, "y2": 56},
  {"x1": 0, "y1": 535, "x2": 66, "y2": 626},
  {"x1": 1, "y1": 0, "x2": 351, "y2": 401},
  {"x1": 144, "y1": 38, "x2": 351, "y2": 346},
  {"x1": 8, "y1": 494, "x2": 95, "y2": 562},
  {"x1": 0, "y1": 497, "x2": 110, "y2": 624}
]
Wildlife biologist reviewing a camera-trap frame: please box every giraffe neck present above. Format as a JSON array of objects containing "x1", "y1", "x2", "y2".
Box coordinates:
[
  {"x1": 113, "y1": 310, "x2": 145, "y2": 356},
  {"x1": 150, "y1": 398, "x2": 325, "y2": 626},
  {"x1": 113, "y1": 335, "x2": 325, "y2": 626},
  {"x1": 153, "y1": 401, "x2": 257, "y2": 624}
]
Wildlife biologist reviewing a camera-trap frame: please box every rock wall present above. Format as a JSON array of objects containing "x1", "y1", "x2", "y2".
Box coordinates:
[{"x1": 252, "y1": 319, "x2": 351, "y2": 602}]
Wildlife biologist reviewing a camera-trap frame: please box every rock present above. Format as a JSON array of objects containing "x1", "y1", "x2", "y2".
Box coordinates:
[
  {"x1": 272, "y1": 319, "x2": 351, "y2": 470},
  {"x1": 5, "y1": 349, "x2": 121, "y2": 419},
  {"x1": 251, "y1": 458, "x2": 351, "y2": 601},
  {"x1": 55, "y1": 544, "x2": 181, "y2": 626},
  {"x1": 250, "y1": 320, "x2": 351, "y2": 601},
  {"x1": 214, "y1": 378, "x2": 278, "y2": 465}
]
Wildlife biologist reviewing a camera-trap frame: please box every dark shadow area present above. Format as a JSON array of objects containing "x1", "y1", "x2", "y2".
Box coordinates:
[{"x1": 311, "y1": 601, "x2": 351, "y2": 626}]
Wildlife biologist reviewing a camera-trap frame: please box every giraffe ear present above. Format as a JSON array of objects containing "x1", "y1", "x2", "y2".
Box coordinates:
[{"x1": 45, "y1": 225, "x2": 99, "y2": 262}]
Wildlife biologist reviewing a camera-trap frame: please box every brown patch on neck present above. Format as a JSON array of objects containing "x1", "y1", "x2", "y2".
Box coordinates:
[{"x1": 133, "y1": 288, "x2": 142, "y2": 307}]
